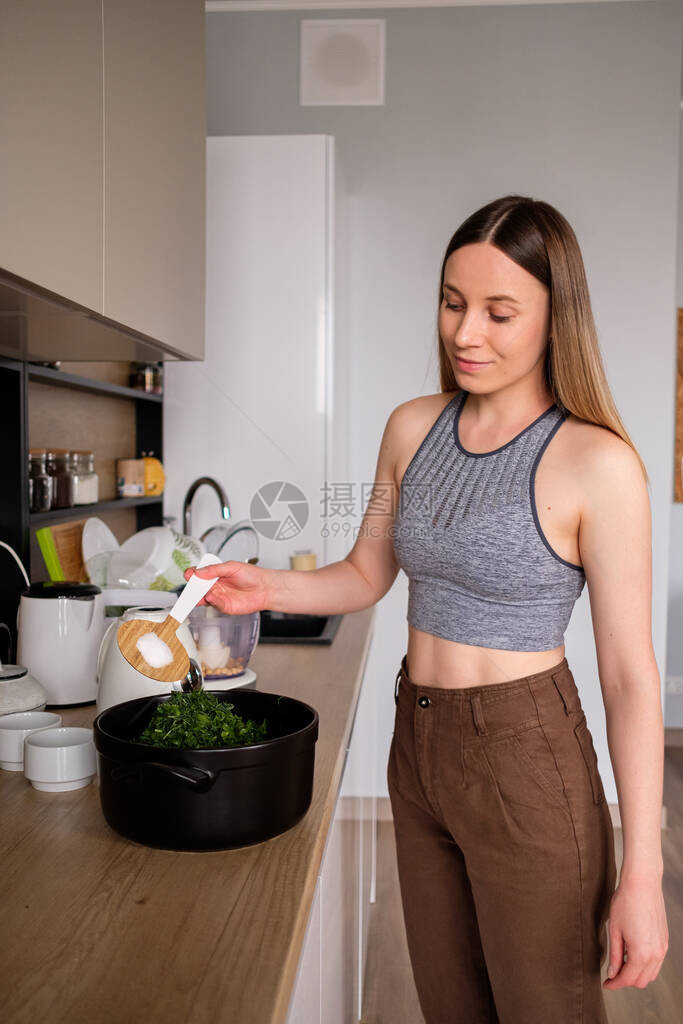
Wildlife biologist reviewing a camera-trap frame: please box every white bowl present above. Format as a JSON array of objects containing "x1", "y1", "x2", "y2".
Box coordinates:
[
  {"x1": 118, "y1": 526, "x2": 175, "y2": 587},
  {"x1": 0, "y1": 667, "x2": 48, "y2": 717},
  {"x1": 119, "y1": 527, "x2": 205, "y2": 591},
  {"x1": 24, "y1": 726, "x2": 96, "y2": 792},
  {"x1": 86, "y1": 550, "x2": 157, "y2": 589},
  {"x1": 87, "y1": 528, "x2": 206, "y2": 592},
  {"x1": 0, "y1": 711, "x2": 62, "y2": 771}
]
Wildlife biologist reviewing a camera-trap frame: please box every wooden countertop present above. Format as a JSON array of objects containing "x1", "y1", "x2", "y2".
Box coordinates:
[{"x1": 0, "y1": 607, "x2": 376, "y2": 1024}]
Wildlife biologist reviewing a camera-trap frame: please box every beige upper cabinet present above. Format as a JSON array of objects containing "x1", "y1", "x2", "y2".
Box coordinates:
[
  {"x1": 0, "y1": 0, "x2": 103, "y2": 312},
  {"x1": 103, "y1": 0, "x2": 206, "y2": 359},
  {"x1": 0, "y1": 0, "x2": 205, "y2": 360}
]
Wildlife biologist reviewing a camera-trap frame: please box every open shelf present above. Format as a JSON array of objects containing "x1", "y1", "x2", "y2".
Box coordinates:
[
  {"x1": 29, "y1": 496, "x2": 163, "y2": 526},
  {"x1": 27, "y1": 363, "x2": 162, "y2": 403},
  {"x1": 0, "y1": 358, "x2": 164, "y2": 650}
]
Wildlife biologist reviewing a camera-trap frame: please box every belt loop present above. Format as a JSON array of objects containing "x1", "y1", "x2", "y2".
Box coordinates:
[
  {"x1": 395, "y1": 653, "x2": 409, "y2": 704},
  {"x1": 527, "y1": 681, "x2": 544, "y2": 726},
  {"x1": 471, "y1": 693, "x2": 488, "y2": 735},
  {"x1": 552, "y1": 668, "x2": 571, "y2": 716}
]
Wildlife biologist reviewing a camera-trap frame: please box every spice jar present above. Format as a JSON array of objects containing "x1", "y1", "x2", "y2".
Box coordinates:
[
  {"x1": 151, "y1": 362, "x2": 163, "y2": 395},
  {"x1": 289, "y1": 550, "x2": 317, "y2": 571},
  {"x1": 45, "y1": 449, "x2": 75, "y2": 509},
  {"x1": 129, "y1": 362, "x2": 154, "y2": 393},
  {"x1": 72, "y1": 450, "x2": 99, "y2": 505},
  {"x1": 28, "y1": 449, "x2": 52, "y2": 513},
  {"x1": 129, "y1": 361, "x2": 163, "y2": 395}
]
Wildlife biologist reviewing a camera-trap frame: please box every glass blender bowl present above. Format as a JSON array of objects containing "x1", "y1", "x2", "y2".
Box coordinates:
[{"x1": 187, "y1": 606, "x2": 260, "y2": 682}]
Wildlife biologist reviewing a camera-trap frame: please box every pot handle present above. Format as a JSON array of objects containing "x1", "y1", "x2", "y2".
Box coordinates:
[{"x1": 111, "y1": 761, "x2": 216, "y2": 792}]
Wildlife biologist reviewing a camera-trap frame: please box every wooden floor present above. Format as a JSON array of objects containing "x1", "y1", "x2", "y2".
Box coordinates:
[{"x1": 361, "y1": 745, "x2": 682, "y2": 1024}]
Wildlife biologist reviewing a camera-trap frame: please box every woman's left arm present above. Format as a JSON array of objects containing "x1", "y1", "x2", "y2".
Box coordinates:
[{"x1": 577, "y1": 431, "x2": 669, "y2": 991}]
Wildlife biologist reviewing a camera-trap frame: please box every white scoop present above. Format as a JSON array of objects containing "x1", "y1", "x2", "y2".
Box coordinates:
[{"x1": 116, "y1": 552, "x2": 222, "y2": 681}]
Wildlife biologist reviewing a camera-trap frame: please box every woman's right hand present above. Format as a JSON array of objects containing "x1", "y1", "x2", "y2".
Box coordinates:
[{"x1": 183, "y1": 560, "x2": 282, "y2": 616}]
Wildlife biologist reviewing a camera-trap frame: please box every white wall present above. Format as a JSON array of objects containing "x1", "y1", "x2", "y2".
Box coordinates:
[
  {"x1": 203, "y1": 2, "x2": 682, "y2": 801},
  {"x1": 667, "y1": 99, "x2": 683, "y2": 727}
]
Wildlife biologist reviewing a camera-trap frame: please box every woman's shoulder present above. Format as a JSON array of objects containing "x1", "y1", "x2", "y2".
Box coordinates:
[
  {"x1": 562, "y1": 411, "x2": 634, "y2": 459},
  {"x1": 560, "y1": 412, "x2": 644, "y2": 492},
  {"x1": 389, "y1": 391, "x2": 459, "y2": 431},
  {"x1": 388, "y1": 392, "x2": 459, "y2": 486}
]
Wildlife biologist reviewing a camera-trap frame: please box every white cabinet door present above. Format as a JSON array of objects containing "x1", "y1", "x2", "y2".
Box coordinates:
[
  {"x1": 341, "y1": 658, "x2": 377, "y2": 1019},
  {"x1": 0, "y1": 0, "x2": 103, "y2": 311},
  {"x1": 103, "y1": 0, "x2": 205, "y2": 357},
  {"x1": 321, "y1": 804, "x2": 345, "y2": 1024},
  {"x1": 320, "y1": 791, "x2": 361, "y2": 1024},
  {"x1": 286, "y1": 876, "x2": 321, "y2": 1024},
  {"x1": 287, "y1": 662, "x2": 375, "y2": 1024},
  {"x1": 286, "y1": 797, "x2": 359, "y2": 1024}
]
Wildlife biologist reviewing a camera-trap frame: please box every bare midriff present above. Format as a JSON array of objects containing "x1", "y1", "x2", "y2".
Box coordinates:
[{"x1": 405, "y1": 626, "x2": 566, "y2": 688}]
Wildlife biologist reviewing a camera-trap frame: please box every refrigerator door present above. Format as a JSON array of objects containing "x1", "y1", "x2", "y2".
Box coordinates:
[{"x1": 164, "y1": 135, "x2": 346, "y2": 568}]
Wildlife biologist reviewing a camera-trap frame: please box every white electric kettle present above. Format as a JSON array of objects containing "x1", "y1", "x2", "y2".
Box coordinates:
[
  {"x1": 17, "y1": 582, "x2": 105, "y2": 706},
  {"x1": 96, "y1": 606, "x2": 201, "y2": 714}
]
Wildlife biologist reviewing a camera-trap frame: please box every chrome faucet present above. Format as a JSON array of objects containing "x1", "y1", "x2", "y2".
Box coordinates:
[{"x1": 182, "y1": 477, "x2": 231, "y2": 537}]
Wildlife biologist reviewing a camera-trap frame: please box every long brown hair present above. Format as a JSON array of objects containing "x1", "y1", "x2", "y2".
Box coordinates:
[{"x1": 437, "y1": 195, "x2": 649, "y2": 484}]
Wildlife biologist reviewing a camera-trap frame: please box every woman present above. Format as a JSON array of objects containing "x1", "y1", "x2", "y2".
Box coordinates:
[{"x1": 189, "y1": 195, "x2": 668, "y2": 1022}]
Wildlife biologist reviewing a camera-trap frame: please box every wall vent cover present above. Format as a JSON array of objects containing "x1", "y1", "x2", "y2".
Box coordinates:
[{"x1": 299, "y1": 19, "x2": 385, "y2": 106}]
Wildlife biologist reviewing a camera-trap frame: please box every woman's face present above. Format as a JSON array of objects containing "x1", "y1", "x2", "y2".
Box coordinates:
[{"x1": 439, "y1": 242, "x2": 551, "y2": 389}]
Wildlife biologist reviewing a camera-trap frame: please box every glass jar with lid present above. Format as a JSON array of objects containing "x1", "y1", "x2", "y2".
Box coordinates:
[
  {"x1": 71, "y1": 450, "x2": 99, "y2": 505},
  {"x1": 28, "y1": 448, "x2": 52, "y2": 513},
  {"x1": 45, "y1": 449, "x2": 75, "y2": 509},
  {"x1": 129, "y1": 361, "x2": 163, "y2": 395}
]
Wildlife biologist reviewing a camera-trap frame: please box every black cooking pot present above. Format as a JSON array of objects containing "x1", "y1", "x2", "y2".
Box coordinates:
[{"x1": 93, "y1": 690, "x2": 319, "y2": 851}]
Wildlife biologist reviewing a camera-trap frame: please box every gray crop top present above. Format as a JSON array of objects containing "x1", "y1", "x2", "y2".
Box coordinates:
[{"x1": 393, "y1": 389, "x2": 586, "y2": 652}]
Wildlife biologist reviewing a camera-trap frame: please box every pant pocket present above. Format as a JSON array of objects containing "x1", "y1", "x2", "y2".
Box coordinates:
[
  {"x1": 573, "y1": 714, "x2": 606, "y2": 805},
  {"x1": 481, "y1": 723, "x2": 568, "y2": 813}
]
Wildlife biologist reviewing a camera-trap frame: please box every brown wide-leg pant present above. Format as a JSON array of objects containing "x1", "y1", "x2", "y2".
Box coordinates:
[{"x1": 387, "y1": 654, "x2": 617, "y2": 1024}]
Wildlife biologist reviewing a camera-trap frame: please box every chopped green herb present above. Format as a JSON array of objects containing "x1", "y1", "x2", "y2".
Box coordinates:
[{"x1": 136, "y1": 690, "x2": 268, "y2": 749}]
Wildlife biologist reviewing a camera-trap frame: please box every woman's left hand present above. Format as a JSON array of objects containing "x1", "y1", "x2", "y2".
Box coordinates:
[{"x1": 603, "y1": 875, "x2": 669, "y2": 989}]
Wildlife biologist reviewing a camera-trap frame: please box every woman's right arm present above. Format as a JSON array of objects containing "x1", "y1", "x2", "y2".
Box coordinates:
[{"x1": 190, "y1": 405, "x2": 409, "y2": 617}]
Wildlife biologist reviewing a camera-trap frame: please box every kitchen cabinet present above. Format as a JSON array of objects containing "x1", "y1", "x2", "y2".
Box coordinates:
[
  {"x1": 0, "y1": 607, "x2": 375, "y2": 1024},
  {"x1": 0, "y1": 0, "x2": 103, "y2": 311},
  {"x1": 103, "y1": 0, "x2": 205, "y2": 358},
  {"x1": 0, "y1": 0, "x2": 205, "y2": 361},
  {"x1": 287, "y1": 878, "x2": 322, "y2": 1022},
  {"x1": 286, "y1": 657, "x2": 376, "y2": 1024}
]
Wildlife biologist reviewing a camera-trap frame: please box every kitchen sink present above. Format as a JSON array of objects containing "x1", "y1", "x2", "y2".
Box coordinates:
[{"x1": 258, "y1": 610, "x2": 342, "y2": 645}]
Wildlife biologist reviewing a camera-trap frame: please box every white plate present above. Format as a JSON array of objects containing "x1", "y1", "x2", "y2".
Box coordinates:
[
  {"x1": 203, "y1": 667, "x2": 257, "y2": 691},
  {"x1": 82, "y1": 518, "x2": 119, "y2": 565},
  {"x1": 203, "y1": 520, "x2": 259, "y2": 563}
]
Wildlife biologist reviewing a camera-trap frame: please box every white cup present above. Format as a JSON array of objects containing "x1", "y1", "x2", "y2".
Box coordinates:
[
  {"x1": 24, "y1": 727, "x2": 96, "y2": 792},
  {"x1": 0, "y1": 711, "x2": 63, "y2": 771}
]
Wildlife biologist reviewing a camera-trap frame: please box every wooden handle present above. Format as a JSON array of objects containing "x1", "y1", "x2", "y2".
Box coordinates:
[
  {"x1": 117, "y1": 617, "x2": 191, "y2": 683},
  {"x1": 157, "y1": 615, "x2": 181, "y2": 645}
]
